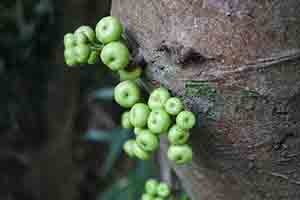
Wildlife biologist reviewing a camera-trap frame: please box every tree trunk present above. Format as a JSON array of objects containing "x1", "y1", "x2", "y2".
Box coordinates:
[{"x1": 111, "y1": 1, "x2": 300, "y2": 199}]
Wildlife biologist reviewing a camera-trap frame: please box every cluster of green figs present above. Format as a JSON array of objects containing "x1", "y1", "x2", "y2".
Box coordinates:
[
  {"x1": 63, "y1": 16, "x2": 196, "y2": 165},
  {"x1": 141, "y1": 179, "x2": 171, "y2": 200},
  {"x1": 141, "y1": 178, "x2": 190, "y2": 200},
  {"x1": 120, "y1": 83, "x2": 195, "y2": 164}
]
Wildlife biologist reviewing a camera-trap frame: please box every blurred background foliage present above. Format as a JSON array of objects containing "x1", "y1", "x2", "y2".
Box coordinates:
[{"x1": 0, "y1": 0, "x2": 158, "y2": 200}]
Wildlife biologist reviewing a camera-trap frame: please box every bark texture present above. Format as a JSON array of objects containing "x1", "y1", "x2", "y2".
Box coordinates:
[{"x1": 111, "y1": 1, "x2": 300, "y2": 199}]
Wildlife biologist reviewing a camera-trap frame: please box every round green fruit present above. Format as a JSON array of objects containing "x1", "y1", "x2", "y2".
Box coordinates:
[
  {"x1": 114, "y1": 80, "x2": 140, "y2": 108},
  {"x1": 133, "y1": 142, "x2": 150, "y2": 160},
  {"x1": 75, "y1": 44, "x2": 91, "y2": 63},
  {"x1": 168, "y1": 125, "x2": 189, "y2": 145},
  {"x1": 134, "y1": 127, "x2": 144, "y2": 136},
  {"x1": 123, "y1": 140, "x2": 135, "y2": 157},
  {"x1": 87, "y1": 51, "x2": 98, "y2": 64},
  {"x1": 64, "y1": 33, "x2": 76, "y2": 48},
  {"x1": 75, "y1": 25, "x2": 95, "y2": 42},
  {"x1": 96, "y1": 16, "x2": 123, "y2": 44},
  {"x1": 121, "y1": 111, "x2": 133, "y2": 129},
  {"x1": 145, "y1": 179, "x2": 158, "y2": 195},
  {"x1": 164, "y1": 97, "x2": 183, "y2": 116},
  {"x1": 147, "y1": 109, "x2": 171, "y2": 134},
  {"x1": 157, "y1": 183, "x2": 170, "y2": 197},
  {"x1": 118, "y1": 66, "x2": 142, "y2": 80},
  {"x1": 100, "y1": 41, "x2": 129, "y2": 71},
  {"x1": 130, "y1": 103, "x2": 150, "y2": 128},
  {"x1": 141, "y1": 193, "x2": 155, "y2": 200},
  {"x1": 167, "y1": 145, "x2": 193, "y2": 164},
  {"x1": 64, "y1": 48, "x2": 77, "y2": 66},
  {"x1": 136, "y1": 131, "x2": 159, "y2": 152},
  {"x1": 148, "y1": 87, "x2": 171, "y2": 110},
  {"x1": 74, "y1": 32, "x2": 89, "y2": 44},
  {"x1": 176, "y1": 111, "x2": 196, "y2": 130}
]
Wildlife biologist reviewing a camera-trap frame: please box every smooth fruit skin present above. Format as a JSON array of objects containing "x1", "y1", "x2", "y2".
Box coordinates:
[
  {"x1": 176, "y1": 111, "x2": 196, "y2": 130},
  {"x1": 141, "y1": 193, "x2": 155, "y2": 200},
  {"x1": 167, "y1": 145, "x2": 193, "y2": 164},
  {"x1": 121, "y1": 111, "x2": 133, "y2": 128},
  {"x1": 154, "y1": 198, "x2": 164, "y2": 200},
  {"x1": 145, "y1": 179, "x2": 158, "y2": 195},
  {"x1": 114, "y1": 80, "x2": 140, "y2": 108},
  {"x1": 164, "y1": 97, "x2": 183, "y2": 116},
  {"x1": 75, "y1": 44, "x2": 91, "y2": 63},
  {"x1": 130, "y1": 103, "x2": 150, "y2": 128},
  {"x1": 96, "y1": 16, "x2": 123, "y2": 44},
  {"x1": 64, "y1": 48, "x2": 77, "y2": 66},
  {"x1": 147, "y1": 109, "x2": 171, "y2": 134},
  {"x1": 87, "y1": 51, "x2": 98, "y2": 64},
  {"x1": 134, "y1": 127, "x2": 144, "y2": 136},
  {"x1": 157, "y1": 183, "x2": 170, "y2": 197},
  {"x1": 136, "y1": 131, "x2": 159, "y2": 152},
  {"x1": 64, "y1": 33, "x2": 76, "y2": 48},
  {"x1": 123, "y1": 140, "x2": 135, "y2": 157},
  {"x1": 148, "y1": 87, "x2": 171, "y2": 110},
  {"x1": 100, "y1": 41, "x2": 129, "y2": 71},
  {"x1": 168, "y1": 125, "x2": 189, "y2": 145},
  {"x1": 118, "y1": 66, "x2": 142, "y2": 80},
  {"x1": 133, "y1": 142, "x2": 150, "y2": 160},
  {"x1": 75, "y1": 25, "x2": 95, "y2": 42},
  {"x1": 74, "y1": 32, "x2": 89, "y2": 44}
]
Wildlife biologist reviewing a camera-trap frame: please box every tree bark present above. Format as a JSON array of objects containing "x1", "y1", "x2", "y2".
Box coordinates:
[{"x1": 111, "y1": 1, "x2": 300, "y2": 199}]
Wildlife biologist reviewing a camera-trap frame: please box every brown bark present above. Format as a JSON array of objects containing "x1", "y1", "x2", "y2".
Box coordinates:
[{"x1": 112, "y1": 0, "x2": 300, "y2": 199}]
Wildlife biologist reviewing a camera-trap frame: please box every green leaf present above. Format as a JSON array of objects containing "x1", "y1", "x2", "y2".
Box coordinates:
[
  {"x1": 100, "y1": 128, "x2": 132, "y2": 176},
  {"x1": 93, "y1": 87, "x2": 114, "y2": 100},
  {"x1": 98, "y1": 160, "x2": 157, "y2": 200},
  {"x1": 83, "y1": 129, "x2": 116, "y2": 142}
]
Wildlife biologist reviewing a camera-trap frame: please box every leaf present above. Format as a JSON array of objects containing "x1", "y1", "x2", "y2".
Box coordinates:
[
  {"x1": 98, "y1": 159, "x2": 157, "y2": 200},
  {"x1": 100, "y1": 128, "x2": 133, "y2": 176},
  {"x1": 93, "y1": 87, "x2": 114, "y2": 100},
  {"x1": 83, "y1": 129, "x2": 116, "y2": 142}
]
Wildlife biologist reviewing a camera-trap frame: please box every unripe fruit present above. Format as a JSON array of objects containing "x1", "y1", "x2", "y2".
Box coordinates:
[
  {"x1": 64, "y1": 48, "x2": 77, "y2": 66},
  {"x1": 64, "y1": 33, "x2": 76, "y2": 48},
  {"x1": 164, "y1": 97, "x2": 183, "y2": 116},
  {"x1": 121, "y1": 111, "x2": 133, "y2": 129},
  {"x1": 134, "y1": 127, "x2": 144, "y2": 136},
  {"x1": 145, "y1": 179, "x2": 158, "y2": 195},
  {"x1": 100, "y1": 41, "x2": 129, "y2": 71},
  {"x1": 148, "y1": 87, "x2": 171, "y2": 110},
  {"x1": 176, "y1": 111, "x2": 196, "y2": 130},
  {"x1": 130, "y1": 103, "x2": 150, "y2": 128},
  {"x1": 114, "y1": 80, "x2": 140, "y2": 108},
  {"x1": 133, "y1": 142, "x2": 150, "y2": 160},
  {"x1": 157, "y1": 183, "x2": 170, "y2": 197},
  {"x1": 75, "y1": 44, "x2": 91, "y2": 63},
  {"x1": 65, "y1": 57, "x2": 77, "y2": 66},
  {"x1": 118, "y1": 66, "x2": 142, "y2": 80},
  {"x1": 96, "y1": 16, "x2": 123, "y2": 44},
  {"x1": 87, "y1": 51, "x2": 98, "y2": 64},
  {"x1": 168, "y1": 125, "x2": 189, "y2": 145},
  {"x1": 154, "y1": 198, "x2": 164, "y2": 200},
  {"x1": 123, "y1": 140, "x2": 135, "y2": 157},
  {"x1": 147, "y1": 109, "x2": 171, "y2": 134},
  {"x1": 74, "y1": 32, "x2": 89, "y2": 44},
  {"x1": 141, "y1": 193, "x2": 155, "y2": 200},
  {"x1": 136, "y1": 131, "x2": 159, "y2": 152},
  {"x1": 75, "y1": 25, "x2": 96, "y2": 42},
  {"x1": 167, "y1": 145, "x2": 193, "y2": 164}
]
